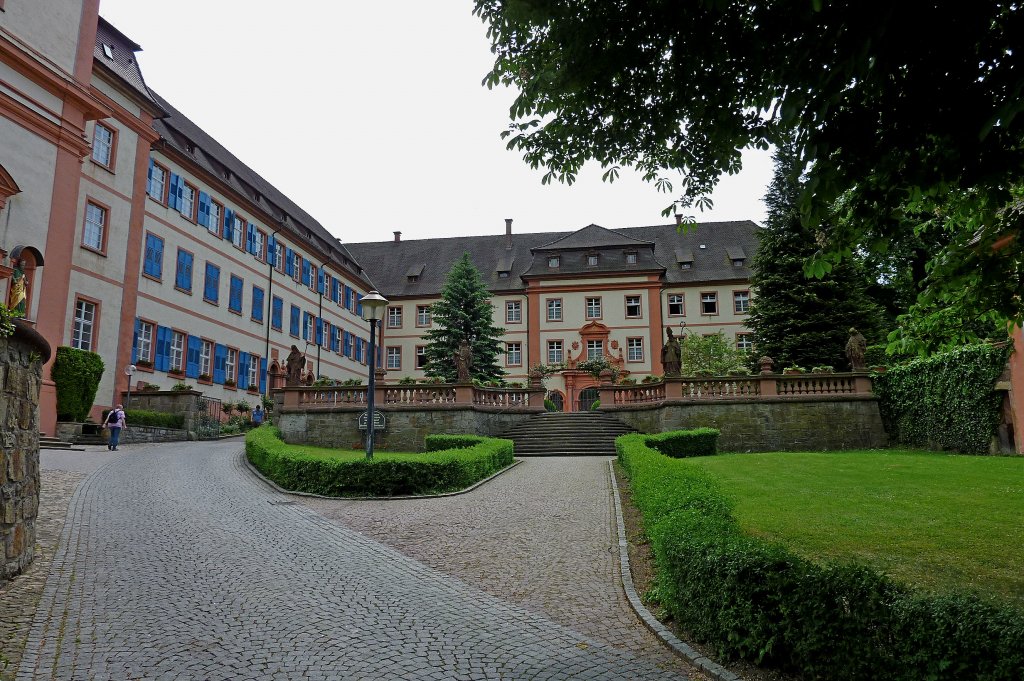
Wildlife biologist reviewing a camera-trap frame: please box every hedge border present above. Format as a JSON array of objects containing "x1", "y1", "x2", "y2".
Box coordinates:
[
  {"x1": 617, "y1": 431, "x2": 1024, "y2": 680},
  {"x1": 246, "y1": 427, "x2": 514, "y2": 497}
]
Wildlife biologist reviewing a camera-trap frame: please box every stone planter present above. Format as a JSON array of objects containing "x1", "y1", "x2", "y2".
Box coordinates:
[{"x1": 1, "y1": 318, "x2": 51, "y2": 580}]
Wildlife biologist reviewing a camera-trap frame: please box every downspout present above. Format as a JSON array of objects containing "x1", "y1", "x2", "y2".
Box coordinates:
[{"x1": 263, "y1": 226, "x2": 281, "y2": 399}]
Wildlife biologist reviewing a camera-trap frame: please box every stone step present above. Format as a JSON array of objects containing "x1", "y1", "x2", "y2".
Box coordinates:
[
  {"x1": 501, "y1": 413, "x2": 635, "y2": 456},
  {"x1": 39, "y1": 436, "x2": 85, "y2": 451}
]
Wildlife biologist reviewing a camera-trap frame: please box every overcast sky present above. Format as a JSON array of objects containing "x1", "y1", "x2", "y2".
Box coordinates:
[{"x1": 98, "y1": 0, "x2": 773, "y2": 242}]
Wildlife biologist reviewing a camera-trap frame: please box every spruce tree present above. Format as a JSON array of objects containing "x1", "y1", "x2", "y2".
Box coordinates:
[
  {"x1": 423, "y1": 253, "x2": 505, "y2": 382},
  {"x1": 748, "y1": 143, "x2": 884, "y2": 370}
]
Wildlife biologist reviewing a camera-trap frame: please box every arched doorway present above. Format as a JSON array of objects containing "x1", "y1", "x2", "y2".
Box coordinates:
[
  {"x1": 576, "y1": 387, "x2": 600, "y2": 411},
  {"x1": 546, "y1": 390, "x2": 564, "y2": 412}
]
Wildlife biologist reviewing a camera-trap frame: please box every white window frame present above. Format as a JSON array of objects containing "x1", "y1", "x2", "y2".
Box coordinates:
[
  {"x1": 625, "y1": 252, "x2": 638, "y2": 264},
  {"x1": 587, "y1": 254, "x2": 599, "y2": 266},
  {"x1": 701, "y1": 292, "x2": 719, "y2": 315},
  {"x1": 625, "y1": 295, "x2": 642, "y2": 318},
  {"x1": 415, "y1": 345, "x2": 427, "y2": 370},
  {"x1": 547, "y1": 340, "x2": 563, "y2": 364},
  {"x1": 249, "y1": 354, "x2": 260, "y2": 387},
  {"x1": 232, "y1": 215, "x2": 245, "y2": 249},
  {"x1": 585, "y1": 297, "x2": 602, "y2": 319},
  {"x1": 200, "y1": 340, "x2": 213, "y2": 377},
  {"x1": 72, "y1": 300, "x2": 96, "y2": 351},
  {"x1": 627, "y1": 337, "x2": 644, "y2": 362},
  {"x1": 668, "y1": 294, "x2": 685, "y2": 316},
  {"x1": 303, "y1": 315, "x2": 314, "y2": 342},
  {"x1": 83, "y1": 203, "x2": 105, "y2": 251},
  {"x1": 547, "y1": 298, "x2": 562, "y2": 321},
  {"x1": 416, "y1": 305, "x2": 431, "y2": 327},
  {"x1": 734, "y1": 291, "x2": 750, "y2": 314},
  {"x1": 226, "y1": 348, "x2": 238, "y2": 383},
  {"x1": 736, "y1": 334, "x2": 754, "y2": 353},
  {"x1": 180, "y1": 183, "x2": 195, "y2": 220},
  {"x1": 506, "y1": 342, "x2": 522, "y2": 366},
  {"x1": 506, "y1": 300, "x2": 522, "y2": 323},
  {"x1": 386, "y1": 347, "x2": 402, "y2": 370},
  {"x1": 138, "y1": 321, "x2": 154, "y2": 363},
  {"x1": 208, "y1": 200, "x2": 222, "y2": 236},
  {"x1": 92, "y1": 123, "x2": 114, "y2": 167},
  {"x1": 254, "y1": 230, "x2": 265, "y2": 261},
  {"x1": 148, "y1": 163, "x2": 167, "y2": 202},
  {"x1": 169, "y1": 331, "x2": 185, "y2": 372},
  {"x1": 586, "y1": 339, "x2": 603, "y2": 361},
  {"x1": 548, "y1": 256, "x2": 560, "y2": 268},
  {"x1": 387, "y1": 306, "x2": 403, "y2": 329}
]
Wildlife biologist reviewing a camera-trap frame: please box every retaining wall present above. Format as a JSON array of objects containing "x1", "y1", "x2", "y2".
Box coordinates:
[{"x1": 1, "y1": 320, "x2": 50, "y2": 580}]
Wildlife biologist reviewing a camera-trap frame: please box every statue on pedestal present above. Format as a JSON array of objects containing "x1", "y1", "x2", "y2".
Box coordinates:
[
  {"x1": 661, "y1": 327, "x2": 681, "y2": 377},
  {"x1": 455, "y1": 339, "x2": 473, "y2": 383},
  {"x1": 846, "y1": 327, "x2": 867, "y2": 371},
  {"x1": 8, "y1": 258, "x2": 27, "y2": 317},
  {"x1": 285, "y1": 345, "x2": 304, "y2": 387}
]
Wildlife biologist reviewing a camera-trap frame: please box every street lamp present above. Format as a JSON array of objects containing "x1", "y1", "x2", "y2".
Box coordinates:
[
  {"x1": 359, "y1": 289, "x2": 389, "y2": 459},
  {"x1": 124, "y1": 364, "x2": 137, "y2": 409}
]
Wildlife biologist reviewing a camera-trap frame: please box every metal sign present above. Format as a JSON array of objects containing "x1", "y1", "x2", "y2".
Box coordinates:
[{"x1": 357, "y1": 410, "x2": 386, "y2": 431}]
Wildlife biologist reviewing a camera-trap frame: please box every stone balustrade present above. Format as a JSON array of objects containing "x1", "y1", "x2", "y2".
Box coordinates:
[
  {"x1": 279, "y1": 382, "x2": 547, "y2": 412},
  {"x1": 600, "y1": 372, "x2": 873, "y2": 407}
]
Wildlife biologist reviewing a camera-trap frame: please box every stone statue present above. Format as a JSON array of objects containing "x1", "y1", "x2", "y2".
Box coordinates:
[
  {"x1": 8, "y1": 259, "x2": 26, "y2": 317},
  {"x1": 285, "y1": 345, "x2": 304, "y2": 387},
  {"x1": 661, "y1": 327, "x2": 681, "y2": 377},
  {"x1": 455, "y1": 340, "x2": 473, "y2": 383},
  {"x1": 846, "y1": 327, "x2": 867, "y2": 371}
]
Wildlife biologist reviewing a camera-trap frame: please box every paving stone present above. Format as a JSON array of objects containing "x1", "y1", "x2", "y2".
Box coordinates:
[{"x1": 14, "y1": 442, "x2": 694, "y2": 679}]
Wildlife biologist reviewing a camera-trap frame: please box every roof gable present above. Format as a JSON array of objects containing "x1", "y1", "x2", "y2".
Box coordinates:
[{"x1": 532, "y1": 224, "x2": 653, "y2": 252}]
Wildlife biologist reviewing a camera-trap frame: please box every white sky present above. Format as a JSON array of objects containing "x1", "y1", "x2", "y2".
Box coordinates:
[{"x1": 98, "y1": 0, "x2": 772, "y2": 241}]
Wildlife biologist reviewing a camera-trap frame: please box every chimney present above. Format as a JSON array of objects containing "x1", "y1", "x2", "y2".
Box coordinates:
[
  {"x1": 505, "y1": 218, "x2": 513, "y2": 250},
  {"x1": 393, "y1": 231, "x2": 401, "y2": 243}
]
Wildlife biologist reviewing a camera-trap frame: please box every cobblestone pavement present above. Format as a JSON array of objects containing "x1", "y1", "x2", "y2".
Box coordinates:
[
  {"x1": 17, "y1": 442, "x2": 691, "y2": 679},
  {"x1": 303, "y1": 457, "x2": 699, "y2": 678}
]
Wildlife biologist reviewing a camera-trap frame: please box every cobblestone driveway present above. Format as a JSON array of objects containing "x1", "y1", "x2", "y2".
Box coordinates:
[{"x1": 18, "y1": 442, "x2": 690, "y2": 679}]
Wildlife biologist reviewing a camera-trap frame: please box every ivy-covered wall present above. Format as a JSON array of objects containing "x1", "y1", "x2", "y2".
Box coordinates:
[{"x1": 873, "y1": 344, "x2": 1012, "y2": 454}]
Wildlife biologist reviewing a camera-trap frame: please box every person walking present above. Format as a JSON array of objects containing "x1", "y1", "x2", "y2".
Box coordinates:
[
  {"x1": 252, "y1": 404, "x2": 264, "y2": 426},
  {"x1": 106, "y1": 405, "x2": 126, "y2": 451}
]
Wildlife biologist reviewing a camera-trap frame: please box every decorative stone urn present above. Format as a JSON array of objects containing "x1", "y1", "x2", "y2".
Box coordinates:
[{"x1": 1, "y1": 318, "x2": 51, "y2": 580}]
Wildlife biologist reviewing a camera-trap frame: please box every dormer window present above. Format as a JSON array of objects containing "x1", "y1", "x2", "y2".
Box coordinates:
[
  {"x1": 548, "y1": 256, "x2": 560, "y2": 268},
  {"x1": 727, "y1": 247, "x2": 747, "y2": 268},
  {"x1": 102, "y1": 44, "x2": 114, "y2": 59},
  {"x1": 625, "y1": 252, "x2": 637, "y2": 264},
  {"x1": 406, "y1": 263, "x2": 425, "y2": 283},
  {"x1": 498, "y1": 271, "x2": 509, "y2": 278},
  {"x1": 681, "y1": 262, "x2": 692, "y2": 270},
  {"x1": 732, "y1": 258, "x2": 745, "y2": 267},
  {"x1": 587, "y1": 254, "x2": 599, "y2": 266},
  {"x1": 408, "y1": 275, "x2": 419, "y2": 283}
]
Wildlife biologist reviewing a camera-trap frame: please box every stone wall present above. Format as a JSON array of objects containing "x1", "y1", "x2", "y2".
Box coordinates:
[
  {"x1": 278, "y1": 406, "x2": 536, "y2": 452},
  {"x1": 1, "y1": 320, "x2": 50, "y2": 580},
  {"x1": 121, "y1": 390, "x2": 203, "y2": 430},
  {"x1": 55, "y1": 421, "x2": 190, "y2": 445},
  {"x1": 607, "y1": 396, "x2": 888, "y2": 451}
]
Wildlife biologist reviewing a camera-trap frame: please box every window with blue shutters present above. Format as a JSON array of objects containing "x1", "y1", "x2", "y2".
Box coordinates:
[
  {"x1": 213, "y1": 344, "x2": 227, "y2": 384},
  {"x1": 251, "y1": 286, "x2": 264, "y2": 322},
  {"x1": 197, "y1": 191, "x2": 210, "y2": 228},
  {"x1": 259, "y1": 357, "x2": 267, "y2": 393},
  {"x1": 289, "y1": 305, "x2": 300, "y2": 337},
  {"x1": 238, "y1": 352, "x2": 250, "y2": 390},
  {"x1": 175, "y1": 249, "x2": 193, "y2": 292},
  {"x1": 131, "y1": 318, "x2": 141, "y2": 363},
  {"x1": 356, "y1": 293, "x2": 363, "y2": 317},
  {"x1": 330, "y1": 277, "x2": 339, "y2": 303},
  {"x1": 246, "y1": 223, "x2": 256, "y2": 254},
  {"x1": 355, "y1": 337, "x2": 364, "y2": 363},
  {"x1": 228, "y1": 275, "x2": 243, "y2": 313},
  {"x1": 143, "y1": 234, "x2": 164, "y2": 279},
  {"x1": 168, "y1": 173, "x2": 181, "y2": 211},
  {"x1": 285, "y1": 248, "x2": 294, "y2": 276},
  {"x1": 315, "y1": 318, "x2": 323, "y2": 346},
  {"x1": 204, "y1": 262, "x2": 220, "y2": 303},
  {"x1": 271, "y1": 296, "x2": 283, "y2": 330},
  {"x1": 302, "y1": 312, "x2": 312, "y2": 341},
  {"x1": 343, "y1": 286, "x2": 352, "y2": 310},
  {"x1": 343, "y1": 330, "x2": 352, "y2": 357},
  {"x1": 155, "y1": 326, "x2": 171, "y2": 371},
  {"x1": 223, "y1": 208, "x2": 234, "y2": 240}
]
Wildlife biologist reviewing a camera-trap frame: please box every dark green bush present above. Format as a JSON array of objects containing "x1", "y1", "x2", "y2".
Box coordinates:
[
  {"x1": 873, "y1": 344, "x2": 1010, "y2": 454},
  {"x1": 617, "y1": 434, "x2": 1024, "y2": 680},
  {"x1": 544, "y1": 398, "x2": 557, "y2": 412},
  {"x1": 424, "y1": 434, "x2": 489, "y2": 451},
  {"x1": 52, "y1": 346, "x2": 104, "y2": 421},
  {"x1": 645, "y1": 427, "x2": 720, "y2": 458},
  {"x1": 122, "y1": 409, "x2": 185, "y2": 429},
  {"x1": 246, "y1": 427, "x2": 513, "y2": 496}
]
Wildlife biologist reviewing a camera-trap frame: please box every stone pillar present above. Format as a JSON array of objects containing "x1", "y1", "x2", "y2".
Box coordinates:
[
  {"x1": 1, "y1": 319, "x2": 51, "y2": 580},
  {"x1": 598, "y1": 369, "x2": 615, "y2": 408}
]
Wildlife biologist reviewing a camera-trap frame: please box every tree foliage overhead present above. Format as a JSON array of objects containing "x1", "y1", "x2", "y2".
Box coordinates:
[
  {"x1": 748, "y1": 143, "x2": 884, "y2": 370},
  {"x1": 422, "y1": 253, "x2": 506, "y2": 382},
  {"x1": 474, "y1": 1, "x2": 1024, "y2": 325}
]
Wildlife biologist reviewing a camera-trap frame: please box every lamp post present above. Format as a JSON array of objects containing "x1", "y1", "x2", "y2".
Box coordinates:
[
  {"x1": 124, "y1": 364, "x2": 137, "y2": 409},
  {"x1": 359, "y1": 290, "x2": 389, "y2": 459}
]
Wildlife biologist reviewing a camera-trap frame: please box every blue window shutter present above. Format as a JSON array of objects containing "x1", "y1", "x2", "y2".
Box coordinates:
[
  {"x1": 285, "y1": 248, "x2": 294, "y2": 276},
  {"x1": 259, "y1": 357, "x2": 267, "y2": 394},
  {"x1": 198, "y1": 191, "x2": 210, "y2": 228},
  {"x1": 251, "y1": 286, "x2": 263, "y2": 321},
  {"x1": 229, "y1": 275, "x2": 242, "y2": 312},
  {"x1": 356, "y1": 294, "x2": 363, "y2": 317},
  {"x1": 213, "y1": 344, "x2": 226, "y2": 384},
  {"x1": 186, "y1": 335, "x2": 201, "y2": 379},
  {"x1": 131, "y1": 318, "x2": 141, "y2": 363},
  {"x1": 147, "y1": 158, "x2": 154, "y2": 183},
  {"x1": 155, "y1": 326, "x2": 170, "y2": 372},
  {"x1": 272, "y1": 296, "x2": 283, "y2": 329},
  {"x1": 316, "y1": 270, "x2": 323, "y2": 294},
  {"x1": 144, "y1": 235, "x2": 163, "y2": 278},
  {"x1": 223, "y1": 208, "x2": 234, "y2": 240},
  {"x1": 246, "y1": 223, "x2": 255, "y2": 254},
  {"x1": 168, "y1": 174, "x2": 180, "y2": 210},
  {"x1": 176, "y1": 250, "x2": 193, "y2": 291},
  {"x1": 204, "y1": 263, "x2": 219, "y2": 302},
  {"x1": 315, "y1": 318, "x2": 323, "y2": 346},
  {"x1": 301, "y1": 259, "x2": 311, "y2": 287},
  {"x1": 267, "y1": 235, "x2": 276, "y2": 262},
  {"x1": 290, "y1": 305, "x2": 300, "y2": 336},
  {"x1": 238, "y1": 352, "x2": 249, "y2": 390}
]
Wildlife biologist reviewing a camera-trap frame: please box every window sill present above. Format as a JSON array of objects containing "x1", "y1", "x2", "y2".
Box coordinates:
[
  {"x1": 80, "y1": 244, "x2": 107, "y2": 257},
  {"x1": 141, "y1": 273, "x2": 162, "y2": 284},
  {"x1": 89, "y1": 159, "x2": 115, "y2": 175},
  {"x1": 228, "y1": 309, "x2": 242, "y2": 316},
  {"x1": 203, "y1": 298, "x2": 219, "y2": 306},
  {"x1": 174, "y1": 286, "x2": 192, "y2": 296}
]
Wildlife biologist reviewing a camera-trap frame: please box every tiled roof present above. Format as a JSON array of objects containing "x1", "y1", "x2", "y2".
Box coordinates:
[
  {"x1": 93, "y1": 18, "x2": 157, "y2": 105},
  {"x1": 346, "y1": 220, "x2": 759, "y2": 298},
  {"x1": 149, "y1": 91, "x2": 366, "y2": 283},
  {"x1": 532, "y1": 223, "x2": 653, "y2": 251}
]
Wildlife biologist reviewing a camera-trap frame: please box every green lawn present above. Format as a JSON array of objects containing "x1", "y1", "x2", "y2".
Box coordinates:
[{"x1": 687, "y1": 450, "x2": 1024, "y2": 605}]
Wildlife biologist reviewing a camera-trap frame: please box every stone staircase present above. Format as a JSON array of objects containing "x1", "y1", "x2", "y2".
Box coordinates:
[
  {"x1": 39, "y1": 434, "x2": 84, "y2": 451},
  {"x1": 501, "y1": 412, "x2": 635, "y2": 456}
]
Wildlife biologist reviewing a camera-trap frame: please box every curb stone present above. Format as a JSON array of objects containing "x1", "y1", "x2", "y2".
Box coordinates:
[
  {"x1": 608, "y1": 459, "x2": 744, "y2": 681},
  {"x1": 242, "y1": 449, "x2": 523, "y2": 500}
]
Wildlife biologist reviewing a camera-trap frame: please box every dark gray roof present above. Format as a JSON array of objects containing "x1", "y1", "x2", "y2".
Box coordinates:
[
  {"x1": 149, "y1": 91, "x2": 366, "y2": 283},
  {"x1": 94, "y1": 18, "x2": 157, "y2": 106},
  {"x1": 346, "y1": 220, "x2": 759, "y2": 298},
  {"x1": 532, "y1": 223, "x2": 653, "y2": 251}
]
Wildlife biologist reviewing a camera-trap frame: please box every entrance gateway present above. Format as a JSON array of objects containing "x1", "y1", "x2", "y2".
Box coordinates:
[{"x1": 576, "y1": 387, "x2": 600, "y2": 411}]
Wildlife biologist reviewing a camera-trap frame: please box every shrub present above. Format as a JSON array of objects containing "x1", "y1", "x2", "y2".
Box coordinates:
[
  {"x1": 246, "y1": 427, "x2": 514, "y2": 496},
  {"x1": 544, "y1": 398, "x2": 557, "y2": 412},
  {"x1": 123, "y1": 409, "x2": 185, "y2": 429},
  {"x1": 873, "y1": 343, "x2": 1010, "y2": 454},
  {"x1": 645, "y1": 428, "x2": 720, "y2": 458},
  {"x1": 810, "y1": 365, "x2": 834, "y2": 373},
  {"x1": 171, "y1": 381, "x2": 193, "y2": 391},
  {"x1": 617, "y1": 434, "x2": 1024, "y2": 680},
  {"x1": 222, "y1": 402, "x2": 235, "y2": 416},
  {"x1": 397, "y1": 376, "x2": 417, "y2": 385},
  {"x1": 235, "y1": 401, "x2": 251, "y2": 413},
  {"x1": 590, "y1": 399, "x2": 601, "y2": 410},
  {"x1": 52, "y1": 346, "x2": 105, "y2": 421}
]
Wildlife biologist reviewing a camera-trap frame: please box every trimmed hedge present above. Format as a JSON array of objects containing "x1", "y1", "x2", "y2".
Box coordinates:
[
  {"x1": 617, "y1": 432, "x2": 1024, "y2": 680},
  {"x1": 874, "y1": 344, "x2": 1010, "y2": 454},
  {"x1": 121, "y1": 409, "x2": 185, "y2": 429},
  {"x1": 246, "y1": 427, "x2": 514, "y2": 496},
  {"x1": 52, "y1": 346, "x2": 104, "y2": 422},
  {"x1": 645, "y1": 427, "x2": 720, "y2": 458},
  {"x1": 424, "y1": 434, "x2": 490, "y2": 451}
]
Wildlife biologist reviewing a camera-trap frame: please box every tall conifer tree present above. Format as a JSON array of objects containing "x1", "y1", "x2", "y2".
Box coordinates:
[
  {"x1": 423, "y1": 253, "x2": 505, "y2": 382},
  {"x1": 749, "y1": 143, "x2": 883, "y2": 370}
]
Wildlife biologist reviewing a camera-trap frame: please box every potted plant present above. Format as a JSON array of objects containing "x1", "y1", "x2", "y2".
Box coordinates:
[
  {"x1": 198, "y1": 373, "x2": 212, "y2": 383},
  {"x1": 397, "y1": 376, "x2": 417, "y2": 385},
  {"x1": 136, "y1": 359, "x2": 153, "y2": 369},
  {"x1": 811, "y1": 365, "x2": 835, "y2": 374},
  {"x1": 224, "y1": 378, "x2": 236, "y2": 388},
  {"x1": 171, "y1": 381, "x2": 193, "y2": 391},
  {"x1": 782, "y1": 365, "x2": 805, "y2": 375},
  {"x1": 141, "y1": 382, "x2": 160, "y2": 392}
]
